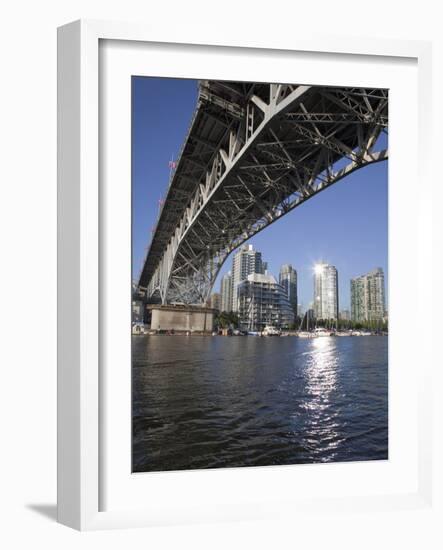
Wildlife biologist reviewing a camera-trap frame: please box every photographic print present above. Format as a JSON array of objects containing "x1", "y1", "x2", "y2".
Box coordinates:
[{"x1": 132, "y1": 78, "x2": 388, "y2": 473}]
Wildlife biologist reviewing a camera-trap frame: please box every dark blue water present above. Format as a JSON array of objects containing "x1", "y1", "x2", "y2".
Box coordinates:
[{"x1": 132, "y1": 335, "x2": 388, "y2": 472}]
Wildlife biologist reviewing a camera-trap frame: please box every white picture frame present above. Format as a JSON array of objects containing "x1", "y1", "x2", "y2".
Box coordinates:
[{"x1": 57, "y1": 19, "x2": 434, "y2": 531}]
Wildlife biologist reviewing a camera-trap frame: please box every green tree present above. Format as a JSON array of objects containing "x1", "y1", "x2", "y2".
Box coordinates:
[{"x1": 215, "y1": 311, "x2": 240, "y2": 329}]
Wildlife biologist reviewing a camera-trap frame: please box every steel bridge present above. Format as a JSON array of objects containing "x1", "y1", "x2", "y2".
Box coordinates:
[{"x1": 138, "y1": 81, "x2": 388, "y2": 305}]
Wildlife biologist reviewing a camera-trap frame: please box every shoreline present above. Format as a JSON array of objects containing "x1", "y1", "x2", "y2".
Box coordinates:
[{"x1": 133, "y1": 330, "x2": 388, "y2": 337}]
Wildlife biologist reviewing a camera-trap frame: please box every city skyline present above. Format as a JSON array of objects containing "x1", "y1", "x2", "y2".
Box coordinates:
[
  {"x1": 132, "y1": 77, "x2": 388, "y2": 310},
  {"x1": 217, "y1": 245, "x2": 385, "y2": 320}
]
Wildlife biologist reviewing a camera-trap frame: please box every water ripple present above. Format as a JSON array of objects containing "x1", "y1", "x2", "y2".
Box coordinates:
[{"x1": 132, "y1": 335, "x2": 388, "y2": 472}]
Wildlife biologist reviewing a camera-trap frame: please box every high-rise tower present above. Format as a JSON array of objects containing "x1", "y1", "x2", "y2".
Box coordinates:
[
  {"x1": 220, "y1": 271, "x2": 233, "y2": 312},
  {"x1": 231, "y1": 244, "x2": 264, "y2": 311},
  {"x1": 279, "y1": 264, "x2": 298, "y2": 318},
  {"x1": 351, "y1": 268, "x2": 385, "y2": 322},
  {"x1": 313, "y1": 263, "x2": 339, "y2": 321}
]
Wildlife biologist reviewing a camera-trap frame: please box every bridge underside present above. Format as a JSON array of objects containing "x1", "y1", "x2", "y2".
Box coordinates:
[{"x1": 139, "y1": 81, "x2": 388, "y2": 305}]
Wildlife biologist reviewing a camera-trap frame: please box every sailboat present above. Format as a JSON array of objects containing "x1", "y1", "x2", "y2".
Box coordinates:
[{"x1": 297, "y1": 311, "x2": 316, "y2": 338}]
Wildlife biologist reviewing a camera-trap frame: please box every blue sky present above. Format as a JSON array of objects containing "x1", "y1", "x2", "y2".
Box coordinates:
[{"x1": 132, "y1": 77, "x2": 388, "y2": 311}]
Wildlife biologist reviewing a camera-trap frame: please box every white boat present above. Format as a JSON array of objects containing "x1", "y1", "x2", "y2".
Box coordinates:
[
  {"x1": 262, "y1": 325, "x2": 280, "y2": 336},
  {"x1": 314, "y1": 327, "x2": 334, "y2": 337},
  {"x1": 132, "y1": 322, "x2": 146, "y2": 335},
  {"x1": 297, "y1": 331, "x2": 316, "y2": 338}
]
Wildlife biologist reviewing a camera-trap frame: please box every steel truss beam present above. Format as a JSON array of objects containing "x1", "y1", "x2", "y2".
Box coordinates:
[{"x1": 140, "y1": 83, "x2": 388, "y2": 305}]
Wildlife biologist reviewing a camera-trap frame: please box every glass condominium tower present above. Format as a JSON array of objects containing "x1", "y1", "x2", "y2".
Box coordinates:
[
  {"x1": 313, "y1": 263, "x2": 339, "y2": 321},
  {"x1": 220, "y1": 271, "x2": 233, "y2": 312},
  {"x1": 237, "y1": 273, "x2": 295, "y2": 331},
  {"x1": 231, "y1": 244, "x2": 264, "y2": 311},
  {"x1": 279, "y1": 264, "x2": 298, "y2": 318},
  {"x1": 351, "y1": 268, "x2": 386, "y2": 322}
]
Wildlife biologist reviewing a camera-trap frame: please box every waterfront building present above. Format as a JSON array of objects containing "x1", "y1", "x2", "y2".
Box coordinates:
[
  {"x1": 306, "y1": 308, "x2": 315, "y2": 326},
  {"x1": 299, "y1": 308, "x2": 315, "y2": 330},
  {"x1": 132, "y1": 282, "x2": 145, "y2": 323},
  {"x1": 350, "y1": 276, "x2": 366, "y2": 322},
  {"x1": 209, "y1": 292, "x2": 221, "y2": 311},
  {"x1": 340, "y1": 309, "x2": 351, "y2": 321},
  {"x1": 237, "y1": 273, "x2": 295, "y2": 331},
  {"x1": 220, "y1": 271, "x2": 233, "y2": 312},
  {"x1": 367, "y1": 268, "x2": 386, "y2": 321},
  {"x1": 231, "y1": 244, "x2": 264, "y2": 311},
  {"x1": 313, "y1": 263, "x2": 339, "y2": 321},
  {"x1": 132, "y1": 300, "x2": 144, "y2": 323},
  {"x1": 279, "y1": 264, "x2": 298, "y2": 318},
  {"x1": 351, "y1": 268, "x2": 386, "y2": 322}
]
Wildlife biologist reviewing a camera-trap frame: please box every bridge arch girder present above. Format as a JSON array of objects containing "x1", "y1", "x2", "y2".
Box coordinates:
[{"x1": 141, "y1": 82, "x2": 388, "y2": 305}]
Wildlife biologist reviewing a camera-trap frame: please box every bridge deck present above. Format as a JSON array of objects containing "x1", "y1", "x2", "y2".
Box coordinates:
[
  {"x1": 138, "y1": 81, "x2": 388, "y2": 303},
  {"x1": 140, "y1": 81, "x2": 254, "y2": 287}
]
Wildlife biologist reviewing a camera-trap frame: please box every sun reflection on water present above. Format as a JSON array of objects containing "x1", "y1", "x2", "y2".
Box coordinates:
[
  {"x1": 297, "y1": 337, "x2": 346, "y2": 459},
  {"x1": 306, "y1": 336, "x2": 338, "y2": 397}
]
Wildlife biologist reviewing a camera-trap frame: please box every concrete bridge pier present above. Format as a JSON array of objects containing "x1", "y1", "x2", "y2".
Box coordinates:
[{"x1": 148, "y1": 304, "x2": 215, "y2": 333}]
